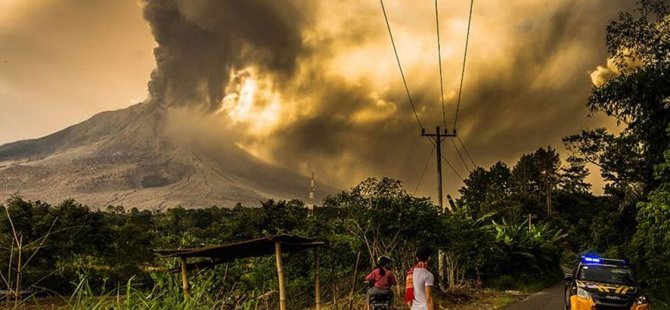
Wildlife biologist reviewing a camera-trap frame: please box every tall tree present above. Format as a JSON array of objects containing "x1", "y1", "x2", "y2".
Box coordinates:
[
  {"x1": 511, "y1": 147, "x2": 560, "y2": 215},
  {"x1": 559, "y1": 156, "x2": 592, "y2": 194},
  {"x1": 632, "y1": 144, "x2": 670, "y2": 300},
  {"x1": 566, "y1": 0, "x2": 670, "y2": 196},
  {"x1": 459, "y1": 162, "x2": 512, "y2": 218},
  {"x1": 323, "y1": 177, "x2": 438, "y2": 265}
]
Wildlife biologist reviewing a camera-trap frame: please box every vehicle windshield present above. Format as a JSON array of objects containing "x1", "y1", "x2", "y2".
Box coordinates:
[{"x1": 578, "y1": 265, "x2": 635, "y2": 285}]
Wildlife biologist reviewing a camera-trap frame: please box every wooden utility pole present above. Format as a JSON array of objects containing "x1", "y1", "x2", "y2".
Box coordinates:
[
  {"x1": 421, "y1": 126, "x2": 456, "y2": 213},
  {"x1": 308, "y1": 172, "x2": 316, "y2": 216},
  {"x1": 421, "y1": 126, "x2": 456, "y2": 291}
]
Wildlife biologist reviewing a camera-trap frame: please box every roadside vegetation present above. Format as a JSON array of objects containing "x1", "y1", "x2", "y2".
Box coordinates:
[{"x1": 1, "y1": 0, "x2": 670, "y2": 308}]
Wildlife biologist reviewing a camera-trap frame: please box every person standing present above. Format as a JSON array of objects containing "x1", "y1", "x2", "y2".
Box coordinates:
[{"x1": 405, "y1": 247, "x2": 434, "y2": 310}]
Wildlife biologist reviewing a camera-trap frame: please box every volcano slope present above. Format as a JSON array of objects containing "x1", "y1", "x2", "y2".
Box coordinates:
[{"x1": 0, "y1": 102, "x2": 335, "y2": 209}]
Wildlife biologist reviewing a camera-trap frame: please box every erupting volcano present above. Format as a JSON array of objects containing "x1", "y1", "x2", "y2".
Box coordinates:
[{"x1": 0, "y1": 0, "x2": 334, "y2": 208}]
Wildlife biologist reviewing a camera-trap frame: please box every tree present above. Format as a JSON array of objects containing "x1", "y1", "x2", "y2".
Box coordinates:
[
  {"x1": 632, "y1": 146, "x2": 670, "y2": 300},
  {"x1": 438, "y1": 209, "x2": 497, "y2": 289},
  {"x1": 511, "y1": 147, "x2": 560, "y2": 216},
  {"x1": 323, "y1": 177, "x2": 438, "y2": 266},
  {"x1": 558, "y1": 156, "x2": 591, "y2": 194},
  {"x1": 563, "y1": 129, "x2": 646, "y2": 201},
  {"x1": 459, "y1": 162, "x2": 512, "y2": 218},
  {"x1": 571, "y1": 2, "x2": 670, "y2": 298},
  {"x1": 0, "y1": 197, "x2": 57, "y2": 305},
  {"x1": 567, "y1": 0, "x2": 670, "y2": 195}
]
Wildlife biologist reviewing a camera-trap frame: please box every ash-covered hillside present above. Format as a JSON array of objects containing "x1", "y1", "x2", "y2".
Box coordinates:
[{"x1": 0, "y1": 102, "x2": 334, "y2": 209}]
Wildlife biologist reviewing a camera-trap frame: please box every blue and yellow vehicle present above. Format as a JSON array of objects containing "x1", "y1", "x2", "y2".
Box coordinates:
[{"x1": 564, "y1": 256, "x2": 651, "y2": 310}]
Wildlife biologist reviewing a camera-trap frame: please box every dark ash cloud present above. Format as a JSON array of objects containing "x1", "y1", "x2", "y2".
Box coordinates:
[
  {"x1": 139, "y1": 0, "x2": 636, "y2": 196},
  {"x1": 142, "y1": 0, "x2": 312, "y2": 110}
]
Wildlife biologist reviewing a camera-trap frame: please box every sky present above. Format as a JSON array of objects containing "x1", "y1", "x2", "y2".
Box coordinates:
[{"x1": 0, "y1": 0, "x2": 633, "y2": 197}]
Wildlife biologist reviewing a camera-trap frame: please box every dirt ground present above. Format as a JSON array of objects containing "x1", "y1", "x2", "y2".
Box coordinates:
[{"x1": 318, "y1": 287, "x2": 526, "y2": 310}]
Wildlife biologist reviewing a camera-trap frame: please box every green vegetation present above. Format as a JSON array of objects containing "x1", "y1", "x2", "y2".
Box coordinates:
[
  {"x1": 0, "y1": 174, "x2": 564, "y2": 308},
  {"x1": 1, "y1": 0, "x2": 669, "y2": 308}
]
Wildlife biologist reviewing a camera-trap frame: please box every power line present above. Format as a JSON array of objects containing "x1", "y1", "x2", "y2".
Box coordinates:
[
  {"x1": 414, "y1": 143, "x2": 436, "y2": 195},
  {"x1": 457, "y1": 135, "x2": 478, "y2": 168},
  {"x1": 379, "y1": 0, "x2": 424, "y2": 130},
  {"x1": 452, "y1": 0, "x2": 475, "y2": 131},
  {"x1": 422, "y1": 127, "x2": 455, "y2": 211},
  {"x1": 440, "y1": 151, "x2": 465, "y2": 183},
  {"x1": 427, "y1": 136, "x2": 464, "y2": 183},
  {"x1": 449, "y1": 137, "x2": 473, "y2": 174},
  {"x1": 434, "y1": 0, "x2": 447, "y2": 130}
]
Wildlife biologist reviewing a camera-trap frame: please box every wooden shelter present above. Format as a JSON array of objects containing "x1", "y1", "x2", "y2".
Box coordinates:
[{"x1": 154, "y1": 235, "x2": 324, "y2": 310}]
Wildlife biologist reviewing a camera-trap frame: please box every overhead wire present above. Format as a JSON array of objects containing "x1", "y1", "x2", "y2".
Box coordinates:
[
  {"x1": 434, "y1": 0, "x2": 447, "y2": 130},
  {"x1": 452, "y1": 0, "x2": 475, "y2": 131},
  {"x1": 414, "y1": 143, "x2": 436, "y2": 195},
  {"x1": 457, "y1": 135, "x2": 478, "y2": 168},
  {"x1": 441, "y1": 151, "x2": 465, "y2": 183},
  {"x1": 379, "y1": 0, "x2": 476, "y2": 193},
  {"x1": 379, "y1": 0, "x2": 424, "y2": 130},
  {"x1": 449, "y1": 137, "x2": 473, "y2": 174},
  {"x1": 427, "y1": 139, "x2": 465, "y2": 183}
]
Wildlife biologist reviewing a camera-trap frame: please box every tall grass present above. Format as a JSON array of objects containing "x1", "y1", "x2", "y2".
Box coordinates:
[{"x1": 67, "y1": 272, "x2": 243, "y2": 310}]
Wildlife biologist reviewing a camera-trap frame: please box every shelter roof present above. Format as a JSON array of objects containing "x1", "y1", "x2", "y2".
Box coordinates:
[{"x1": 154, "y1": 235, "x2": 324, "y2": 263}]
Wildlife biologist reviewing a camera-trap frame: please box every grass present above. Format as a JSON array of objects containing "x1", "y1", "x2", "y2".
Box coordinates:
[
  {"x1": 434, "y1": 287, "x2": 525, "y2": 310},
  {"x1": 490, "y1": 295, "x2": 519, "y2": 308},
  {"x1": 652, "y1": 297, "x2": 670, "y2": 310},
  {"x1": 64, "y1": 272, "x2": 236, "y2": 310},
  {"x1": 11, "y1": 269, "x2": 565, "y2": 310}
]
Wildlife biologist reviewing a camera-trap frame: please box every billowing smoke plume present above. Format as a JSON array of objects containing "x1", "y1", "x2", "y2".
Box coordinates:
[
  {"x1": 142, "y1": 0, "x2": 311, "y2": 109},
  {"x1": 139, "y1": 0, "x2": 635, "y2": 196}
]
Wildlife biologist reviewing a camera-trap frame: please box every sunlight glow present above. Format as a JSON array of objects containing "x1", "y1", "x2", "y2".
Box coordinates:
[{"x1": 218, "y1": 70, "x2": 285, "y2": 135}]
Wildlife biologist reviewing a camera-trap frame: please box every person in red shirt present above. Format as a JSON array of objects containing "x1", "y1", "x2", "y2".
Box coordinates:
[{"x1": 365, "y1": 255, "x2": 397, "y2": 309}]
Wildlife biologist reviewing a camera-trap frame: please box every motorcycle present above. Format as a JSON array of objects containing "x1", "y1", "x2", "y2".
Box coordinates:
[{"x1": 369, "y1": 292, "x2": 393, "y2": 310}]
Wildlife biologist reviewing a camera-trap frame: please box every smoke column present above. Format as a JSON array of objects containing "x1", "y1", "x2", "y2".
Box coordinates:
[{"x1": 142, "y1": 0, "x2": 311, "y2": 110}]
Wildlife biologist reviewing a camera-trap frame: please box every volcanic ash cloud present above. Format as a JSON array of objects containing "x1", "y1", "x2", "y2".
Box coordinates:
[{"x1": 142, "y1": 0, "x2": 312, "y2": 110}]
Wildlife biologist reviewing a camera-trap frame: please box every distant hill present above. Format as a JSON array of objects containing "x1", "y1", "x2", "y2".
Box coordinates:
[{"x1": 0, "y1": 102, "x2": 335, "y2": 209}]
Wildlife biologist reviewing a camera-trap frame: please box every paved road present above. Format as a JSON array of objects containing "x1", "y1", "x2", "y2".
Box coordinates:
[{"x1": 504, "y1": 281, "x2": 565, "y2": 310}]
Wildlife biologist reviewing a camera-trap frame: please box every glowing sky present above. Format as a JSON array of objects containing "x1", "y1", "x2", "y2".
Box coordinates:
[{"x1": 0, "y1": 0, "x2": 632, "y2": 197}]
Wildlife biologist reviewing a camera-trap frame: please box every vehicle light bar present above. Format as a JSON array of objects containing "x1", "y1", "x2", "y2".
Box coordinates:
[{"x1": 581, "y1": 256, "x2": 628, "y2": 266}]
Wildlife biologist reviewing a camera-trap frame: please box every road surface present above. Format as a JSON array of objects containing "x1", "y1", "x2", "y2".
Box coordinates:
[{"x1": 504, "y1": 281, "x2": 565, "y2": 310}]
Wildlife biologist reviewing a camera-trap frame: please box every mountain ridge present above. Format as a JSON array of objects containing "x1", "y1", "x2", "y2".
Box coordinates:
[{"x1": 0, "y1": 102, "x2": 335, "y2": 209}]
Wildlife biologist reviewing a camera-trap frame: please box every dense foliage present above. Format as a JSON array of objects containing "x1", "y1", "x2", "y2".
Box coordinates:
[
  {"x1": 0, "y1": 171, "x2": 571, "y2": 308},
  {"x1": 1, "y1": 0, "x2": 669, "y2": 307}
]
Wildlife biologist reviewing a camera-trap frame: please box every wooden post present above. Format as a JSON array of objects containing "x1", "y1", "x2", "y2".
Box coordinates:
[
  {"x1": 315, "y1": 248, "x2": 321, "y2": 310},
  {"x1": 331, "y1": 251, "x2": 337, "y2": 309},
  {"x1": 180, "y1": 257, "x2": 190, "y2": 298},
  {"x1": 275, "y1": 242, "x2": 287, "y2": 310},
  {"x1": 348, "y1": 251, "x2": 361, "y2": 310}
]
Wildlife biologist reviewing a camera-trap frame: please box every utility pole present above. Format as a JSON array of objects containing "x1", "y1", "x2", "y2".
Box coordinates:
[
  {"x1": 421, "y1": 126, "x2": 456, "y2": 290},
  {"x1": 421, "y1": 126, "x2": 456, "y2": 212},
  {"x1": 307, "y1": 172, "x2": 315, "y2": 216}
]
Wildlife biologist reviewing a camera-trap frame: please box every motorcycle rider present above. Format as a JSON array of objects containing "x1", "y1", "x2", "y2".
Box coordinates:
[{"x1": 365, "y1": 255, "x2": 397, "y2": 309}]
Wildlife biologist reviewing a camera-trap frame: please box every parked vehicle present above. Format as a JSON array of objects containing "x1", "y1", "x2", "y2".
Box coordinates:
[{"x1": 564, "y1": 256, "x2": 650, "y2": 310}]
